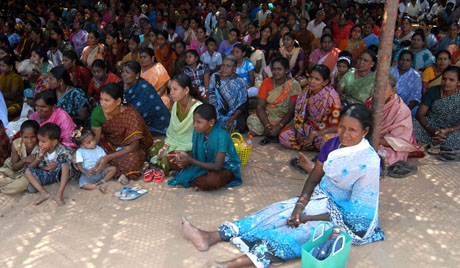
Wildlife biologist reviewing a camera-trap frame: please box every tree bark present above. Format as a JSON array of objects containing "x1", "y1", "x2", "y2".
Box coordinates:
[{"x1": 370, "y1": 0, "x2": 400, "y2": 150}]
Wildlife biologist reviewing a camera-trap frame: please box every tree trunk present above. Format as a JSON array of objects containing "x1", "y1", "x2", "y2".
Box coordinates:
[{"x1": 370, "y1": 0, "x2": 399, "y2": 150}]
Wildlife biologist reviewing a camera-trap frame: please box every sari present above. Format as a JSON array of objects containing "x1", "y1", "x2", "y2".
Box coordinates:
[
  {"x1": 32, "y1": 74, "x2": 50, "y2": 96},
  {"x1": 105, "y1": 42, "x2": 129, "y2": 75},
  {"x1": 97, "y1": 105, "x2": 153, "y2": 180},
  {"x1": 0, "y1": 71, "x2": 24, "y2": 117},
  {"x1": 421, "y1": 66, "x2": 442, "y2": 89},
  {"x1": 29, "y1": 108, "x2": 77, "y2": 149},
  {"x1": 141, "y1": 63, "x2": 171, "y2": 109},
  {"x1": 247, "y1": 78, "x2": 301, "y2": 135},
  {"x1": 394, "y1": 48, "x2": 435, "y2": 71},
  {"x1": 81, "y1": 44, "x2": 105, "y2": 68},
  {"x1": 168, "y1": 125, "x2": 242, "y2": 188},
  {"x1": 218, "y1": 40, "x2": 240, "y2": 56},
  {"x1": 340, "y1": 69, "x2": 376, "y2": 105},
  {"x1": 279, "y1": 85, "x2": 341, "y2": 150},
  {"x1": 390, "y1": 65, "x2": 422, "y2": 117},
  {"x1": 309, "y1": 47, "x2": 341, "y2": 73},
  {"x1": 70, "y1": 29, "x2": 88, "y2": 54},
  {"x1": 122, "y1": 52, "x2": 141, "y2": 64},
  {"x1": 155, "y1": 45, "x2": 177, "y2": 75},
  {"x1": 279, "y1": 47, "x2": 305, "y2": 77},
  {"x1": 216, "y1": 137, "x2": 384, "y2": 268},
  {"x1": 68, "y1": 65, "x2": 91, "y2": 92},
  {"x1": 57, "y1": 88, "x2": 88, "y2": 118},
  {"x1": 123, "y1": 78, "x2": 170, "y2": 134},
  {"x1": 87, "y1": 72, "x2": 121, "y2": 103},
  {"x1": 366, "y1": 94, "x2": 420, "y2": 166},
  {"x1": 0, "y1": 122, "x2": 9, "y2": 166},
  {"x1": 338, "y1": 39, "x2": 368, "y2": 65},
  {"x1": 188, "y1": 39, "x2": 208, "y2": 56}
]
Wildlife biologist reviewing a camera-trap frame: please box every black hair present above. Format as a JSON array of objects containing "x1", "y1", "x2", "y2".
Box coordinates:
[
  {"x1": 32, "y1": 46, "x2": 48, "y2": 61},
  {"x1": 0, "y1": 45, "x2": 14, "y2": 56},
  {"x1": 157, "y1": 30, "x2": 168, "y2": 39},
  {"x1": 193, "y1": 103, "x2": 217, "y2": 121},
  {"x1": 51, "y1": 27, "x2": 65, "y2": 40},
  {"x1": 361, "y1": 49, "x2": 378, "y2": 71},
  {"x1": 412, "y1": 30, "x2": 425, "y2": 42},
  {"x1": 100, "y1": 82, "x2": 124, "y2": 101},
  {"x1": 49, "y1": 66, "x2": 74, "y2": 87},
  {"x1": 419, "y1": 18, "x2": 429, "y2": 26},
  {"x1": 340, "y1": 103, "x2": 373, "y2": 140},
  {"x1": 186, "y1": 49, "x2": 200, "y2": 61},
  {"x1": 0, "y1": 55, "x2": 16, "y2": 67},
  {"x1": 35, "y1": 88, "x2": 58, "y2": 106},
  {"x1": 92, "y1": 59, "x2": 107, "y2": 70},
  {"x1": 107, "y1": 29, "x2": 120, "y2": 40},
  {"x1": 320, "y1": 34, "x2": 333, "y2": 43},
  {"x1": 270, "y1": 56, "x2": 290, "y2": 70},
  {"x1": 140, "y1": 47, "x2": 155, "y2": 57},
  {"x1": 205, "y1": 37, "x2": 217, "y2": 46},
  {"x1": 37, "y1": 123, "x2": 61, "y2": 141},
  {"x1": 349, "y1": 25, "x2": 362, "y2": 38},
  {"x1": 311, "y1": 64, "x2": 331, "y2": 82},
  {"x1": 168, "y1": 22, "x2": 176, "y2": 31},
  {"x1": 435, "y1": 49, "x2": 452, "y2": 60},
  {"x1": 399, "y1": 49, "x2": 414, "y2": 61},
  {"x1": 63, "y1": 50, "x2": 84, "y2": 66},
  {"x1": 122, "y1": 60, "x2": 141, "y2": 74},
  {"x1": 196, "y1": 25, "x2": 206, "y2": 33},
  {"x1": 442, "y1": 65, "x2": 460, "y2": 81},
  {"x1": 72, "y1": 128, "x2": 95, "y2": 146},
  {"x1": 30, "y1": 27, "x2": 43, "y2": 39},
  {"x1": 171, "y1": 73, "x2": 203, "y2": 102},
  {"x1": 129, "y1": 35, "x2": 140, "y2": 44},
  {"x1": 47, "y1": 38, "x2": 58, "y2": 48},
  {"x1": 229, "y1": 28, "x2": 240, "y2": 38},
  {"x1": 233, "y1": 43, "x2": 251, "y2": 57},
  {"x1": 20, "y1": 119, "x2": 40, "y2": 134},
  {"x1": 88, "y1": 30, "x2": 100, "y2": 41},
  {"x1": 260, "y1": 24, "x2": 272, "y2": 34}
]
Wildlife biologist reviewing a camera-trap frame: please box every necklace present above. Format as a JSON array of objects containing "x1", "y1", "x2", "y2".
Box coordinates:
[{"x1": 180, "y1": 95, "x2": 193, "y2": 114}]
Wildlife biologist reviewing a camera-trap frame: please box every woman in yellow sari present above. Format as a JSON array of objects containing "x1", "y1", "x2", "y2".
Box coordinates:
[
  {"x1": 421, "y1": 50, "x2": 451, "y2": 95},
  {"x1": 248, "y1": 57, "x2": 301, "y2": 145},
  {"x1": 0, "y1": 56, "x2": 23, "y2": 118},
  {"x1": 140, "y1": 47, "x2": 171, "y2": 109},
  {"x1": 81, "y1": 31, "x2": 105, "y2": 70}
]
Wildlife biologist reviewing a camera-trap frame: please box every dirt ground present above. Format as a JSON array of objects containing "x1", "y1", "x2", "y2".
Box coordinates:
[{"x1": 0, "y1": 136, "x2": 459, "y2": 268}]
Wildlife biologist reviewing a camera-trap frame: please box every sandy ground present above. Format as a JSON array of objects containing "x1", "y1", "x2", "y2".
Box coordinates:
[{"x1": 0, "y1": 136, "x2": 459, "y2": 268}]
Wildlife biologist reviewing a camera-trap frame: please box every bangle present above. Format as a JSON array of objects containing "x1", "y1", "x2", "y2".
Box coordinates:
[
  {"x1": 265, "y1": 123, "x2": 271, "y2": 128},
  {"x1": 451, "y1": 127, "x2": 455, "y2": 133},
  {"x1": 279, "y1": 122, "x2": 284, "y2": 128},
  {"x1": 296, "y1": 202, "x2": 305, "y2": 208}
]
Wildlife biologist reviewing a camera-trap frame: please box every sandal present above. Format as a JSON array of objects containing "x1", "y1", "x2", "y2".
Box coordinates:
[
  {"x1": 386, "y1": 161, "x2": 418, "y2": 178},
  {"x1": 437, "y1": 152, "x2": 460, "y2": 162},
  {"x1": 120, "y1": 188, "x2": 148, "y2": 201},
  {"x1": 290, "y1": 158, "x2": 307, "y2": 174},
  {"x1": 114, "y1": 186, "x2": 142, "y2": 197},
  {"x1": 426, "y1": 144, "x2": 441, "y2": 155}
]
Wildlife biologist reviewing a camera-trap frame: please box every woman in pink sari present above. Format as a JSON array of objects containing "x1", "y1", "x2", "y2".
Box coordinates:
[
  {"x1": 308, "y1": 34, "x2": 341, "y2": 73},
  {"x1": 366, "y1": 75, "x2": 420, "y2": 166}
]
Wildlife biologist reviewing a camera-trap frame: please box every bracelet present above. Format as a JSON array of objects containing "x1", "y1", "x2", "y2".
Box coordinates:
[
  {"x1": 296, "y1": 202, "x2": 305, "y2": 208},
  {"x1": 279, "y1": 122, "x2": 284, "y2": 128},
  {"x1": 451, "y1": 127, "x2": 455, "y2": 133},
  {"x1": 265, "y1": 123, "x2": 271, "y2": 128}
]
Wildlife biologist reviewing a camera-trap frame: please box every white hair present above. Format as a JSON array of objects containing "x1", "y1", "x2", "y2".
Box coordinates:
[{"x1": 17, "y1": 59, "x2": 40, "y2": 75}]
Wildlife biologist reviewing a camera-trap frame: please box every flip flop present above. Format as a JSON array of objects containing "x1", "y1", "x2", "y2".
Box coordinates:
[
  {"x1": 120, "y1": 188, "x2": 148, "y2": 201},
  {"x1": 114, "y1": 186, "x2": 142, "y2": 198},
  {"x1": 426, "y1": 144, "x2": 440, "y2": 155},
  {"x1": 386, "y1": 161, "x2": 418, "y2": 178},
  {"x1": 439, "y1": 146, "x2": 460, "y2": 154},
  {"x1": 437, "y1": 152, "x2": 460, "y2": 162},
  {"x1": 290, "y1": 157, "x2": 307, "y2": 174}
]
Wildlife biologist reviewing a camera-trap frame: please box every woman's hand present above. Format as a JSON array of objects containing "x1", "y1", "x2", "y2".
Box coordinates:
[
  {"x1": 304, "y1": 130, "x2": 318, "y2": 145},
  {"x1": 157, "y1": 147, "x2": 168, "y2": 160},
  {"x1": 295, "y1": 132, "x2": 306, "y2": 145},
  {"x1": 268, "y1": 125, "x2": 282, "y2": 136},
  {"x1": 288, "y1": 205, "x2": 304, "y2": 228},
  {"x1": 94, "y1": 156, "x2": 109, "y2": 174},
  {"x1": 174, "y1": 151, "x2": 191, "y2": 168},
  {"x1": 225, "y1": 119, "x2": 235, "y2": 133}
]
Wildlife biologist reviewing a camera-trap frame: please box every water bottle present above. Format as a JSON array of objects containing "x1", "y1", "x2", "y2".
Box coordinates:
[
  {"x1": 246, "y1": 135, "x2": 253, "y2": 147},
  {"x1": 311, "y1": 226, "x2": 342, "y2": 260}
]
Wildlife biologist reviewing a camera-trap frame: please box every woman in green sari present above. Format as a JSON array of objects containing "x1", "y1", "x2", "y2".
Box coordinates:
[
  {"x1": 148, "y1": 74, "x2": 202, "y2": 174},
  {"x1": 247, "y1": 57, "x2": 301, "y2": 145},
  {"x1": 337, "y1": 49, "x2": 377, "y2": 106}
]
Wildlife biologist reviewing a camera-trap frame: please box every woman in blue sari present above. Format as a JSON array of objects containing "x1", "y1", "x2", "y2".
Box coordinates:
[
  {"x1": 168, "y1": 103, "x2": 242, "y2": 191},
  {"x1": 181, "y1": 104, "x2": 385, "y2": 268},
  {"x1": 121, "y1": 61, "x2": 170, "y2": 134}
]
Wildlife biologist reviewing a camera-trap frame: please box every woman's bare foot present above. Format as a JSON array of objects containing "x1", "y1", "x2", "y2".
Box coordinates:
[
  {"x1": 298, "y1": 152, "x2": 315, "y2": 173},
  {"x1": 181, "y1": 217, "x2": 210, "y2": 251},
  {"x1": 207, "y1": 260, "x2": 228, "y2": 268},
  {"x1": 53, "y1": 196, "x2": 65, "y2": 206},
  {"x1": 34, "y1": 193, "x2": 52, "y2": 205},
  {"x1": 98, "y1": 184, "x2": 107, "y2": 194}
]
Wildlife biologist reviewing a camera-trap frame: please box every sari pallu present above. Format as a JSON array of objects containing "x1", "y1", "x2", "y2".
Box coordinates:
[
  {"x1": 82, "y1": 44, "x2": 105, "y2": 69},
  {"x1": 341, "y1": 69, "x2": 376, "y2": 105},
  {"x1": 279, "y1": 86, "x2": 341, "y2": 150},
  {"x1": 87, "y1": 72, "x2": 121, "y2": 103},
  {"x1": 123, "y1": 78, "x2": 170, "y2": 134},
  {"x1": 100, "y1": 105, "x2": 153, "y2": 180},
  {"x1": 317, "y1": 47, "x2": 341, "y2": 73},
  {"x1": 422, "y1": 66, "x2": 442, "y2": 89},
  {"x1": 57, "y1": 88, "x2": 88, "y2": 118}
]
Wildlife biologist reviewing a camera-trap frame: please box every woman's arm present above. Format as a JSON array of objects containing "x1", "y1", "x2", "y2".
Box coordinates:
[
  {"x1": 422, "y1": 81, "x2": 429, "y2": 95},
  {"x1": 204, "y1": 72, "x2": 210, "y2": 89},
  {"x1": 11, "y1": 145, "x2": 35, "y2": 171},
  {"x1": 157, "y1": 84, "x2": 167, "y2": 97},
  {"x1": 295, "y1": 59, "x2": 306, "y2": 78},
  {"x1": 176, "y1": 151, "x2": 226, "y2": 171},
  {"x1": 3, "y1": 86, "x2": 20, "y2": 100},
  {"x1": 247, "y1": 70, "x2": 255, "y2": 88},
  {"x1": 255, "y1": 97, "x2": 270, "y2": 127},
  {"x1": 415, "y1": 104, "x2": 436, "y2": 136},
  {"x1": 268, "y1": 99, "x2": 296, "y2": 136},
  {"x1": 95, "y1": 139, "x2": 140, "y2": 174},
  {"x1": 92, "y1": 126, "x2": 102, "y2": 144},
  {"x1": 254, "y1": 59, "x2": 262, "y2": 74},
  {"x1": 75, "y1": 106, "x2": 89, "y2": 125}
]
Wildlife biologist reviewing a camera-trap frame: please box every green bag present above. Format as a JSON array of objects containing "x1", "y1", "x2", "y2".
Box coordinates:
[{"x1": 301, "y1": 222, "x2": 352, "y2": 268}]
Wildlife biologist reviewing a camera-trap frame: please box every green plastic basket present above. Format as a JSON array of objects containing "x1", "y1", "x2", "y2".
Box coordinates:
[{"x1": 301, "y1": 222, "x2": 352, "y2": 268}]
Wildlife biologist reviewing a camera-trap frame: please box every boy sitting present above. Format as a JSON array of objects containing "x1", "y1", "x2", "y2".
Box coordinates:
[
  {"x1": 200, "y1": 38, "x2": 222, "y2": 74},
  {"x1": 25, "y1": 123, "x2": 78, "y2": 206}
]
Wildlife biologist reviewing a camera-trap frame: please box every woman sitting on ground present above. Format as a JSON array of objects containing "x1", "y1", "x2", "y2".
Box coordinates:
[
  {"x1": 279, "y1": 32, "x2": 306, "y2": 79},
  {"x1": 121, "y1": 61, "x2": 170, "y2": 134},
  {"x1": 87, "y1": 60, "x2": 121, "y2": 106},
  {"x1": 149, "y1": 74, "x2": 203, "y2": 175},
  {"x1": 208, "y1": 55, "x2": 248, "y2": 133},
  {"x1": 280, "y1": 64, "x2": 341, "y2": 152},
  {"x1": 247, "y1": 57, "x2": 301, "y2": 145},
  {"x1": 168, "y1": 103, "x2": 242, "y2": 191},
  {"x1": 0, "y1": 55, "x2": 24, "y2": 118},
  {"x1": 62, "y1": 50, "x2": 91, "y2": 93},
  {"x1": 81, "y1": 30, "x2": 105, "y2": 70},
  {"x1": 414, "y1": 66, "x2": 460, "y2": 149},
  {"x1": 188, "y1": 25, "x2": 208, "y2": 57},
  {"x1": 338, "y1": 25, "x2": 368, "y2": 66},
  {"x1": 155, "y1": 30, "x2": 177, "y2": 76},
  {"x1": 181, "y1": 104, "x2": 385, "y2": 268},
  {"x1": 104, "y1": 30, "x2": 128, "y2": 76},
  {"x1": 232, "y1": 43, "x2": 257, "y2": 97},
  {"x1": 421, "y1": 50, "x2": 451, "y2": 95},
  {"x1": 91, "y1": 82, "x2": 153, "y2": 182},
  {"x1": 140, "y1": 47, "x2": 171, "y2": 109},
  {"x1": 308, "y1": 34, "x2": 341, "y2": 73},
  {"x1": 30, "y1": 46, "x2": 54, "y2": 74},
  {"x1": 366, "y1": 74, "x2": 419, "y2": 166},
  {"x1": 218, "y1": 28, "x2": 241, "y2": 56},
  {"x1": 393, "y1": 31, "x2": 435, "y2": 72}
]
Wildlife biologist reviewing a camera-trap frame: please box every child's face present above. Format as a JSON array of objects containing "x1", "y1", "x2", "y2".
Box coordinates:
[
  {"x1": 38, "y1": 134, "x2": 58, "y2": 152},
  {"x1": 80, "y1": 134, "x2": 97, "y2": 149},
  {"x1": 193, "y1": 113, "x2": 214, "y2": 134},
  {"x1": 337, "y1": 62, "x2": 349, "y2": 74},
  {"x1": 49, "y1": 47, "x2": 57, "y2": 54},
  {"x1": 185, "y1": 53, "x2": 198, "y2": 65},
  {"x1": 168, "y1": 28, "x2": 174, "y2": 35},
  {"x1": 175, "y1": 43, "x2": 185, "y2": 55},
  {"x1": 207, "y1": 42, "x2": 216, "y2": 53},
  {"x1": 231, "y1": 47, "x2": 244, "y2": 60},
  {"x1": 21, "y1": 129, "x2": 38, "y2": 151}
]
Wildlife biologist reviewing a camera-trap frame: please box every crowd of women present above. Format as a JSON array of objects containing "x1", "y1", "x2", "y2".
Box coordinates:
[{"x1": 0, "y1": 0, "x2": 460, "y2": 267}]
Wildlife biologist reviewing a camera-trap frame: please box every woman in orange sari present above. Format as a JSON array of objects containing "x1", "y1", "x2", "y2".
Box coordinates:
[
  {"x1": 421, "y1": 50, "x2": 451, "y2": 95},
  {"x1": 140, "y1": 47, "x2": 171, "y2": 109},
  {"x1": 338, "y1": 25, "x2": 367, "y2": 66},
  {"x1": 155, "y1": 31, "x2": 177, "y2": 76}
]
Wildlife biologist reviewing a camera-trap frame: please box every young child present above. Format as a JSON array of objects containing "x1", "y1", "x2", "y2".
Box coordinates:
[
  {"x1": 0, "y1": 120, "x2": 39, "y2": 194},
  {"x1": 200, "y1": 38, "x2": 222, "y2": 74},
  {"x1": 167, "y1": 22, "x2": 179, "y2": 45},
  {"x1": 183, "y1": 49, "x2": 210, "y2": 97},
  {"x1": 72, "y1": 128, "x2": 116, "y2": 193},
  {"x1": 168, "y1": 103, "x2": 242, "y2": 191},
  {"x1": 332, "y1": 51, "x2": 353, "y2": 90},
  {"x1": 232, "y1": 43, "x2": 257, "y2": 96},
  {"x1": 47, "y1": 39, "x2": 63, "y2": 66},
  {"x1": 24, "y1": 123, "x2": 78, "y2": 206}
]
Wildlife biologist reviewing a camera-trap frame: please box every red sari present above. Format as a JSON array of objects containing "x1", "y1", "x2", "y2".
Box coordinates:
[
  {"x1": 68, "y1": 65, "x2": 91, "y2": 92},
  {"x1": 87, "y1": 72, "x2": 121, "y2": 103}
]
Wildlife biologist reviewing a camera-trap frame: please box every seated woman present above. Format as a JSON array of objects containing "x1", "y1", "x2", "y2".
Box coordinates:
[
  {"x1": 62, "y1": 50, "x2": 91, "y2": 93},
  {"x1": 48, "y1": 66, "x2": 89, "y2": 125},
  {"x1": 338, "y1": 25, "x2": 368, "y2": 66},
  {"x1": 155, "y1": 30, "x2": 177, "y2": 76},
  {"x1": 218, "y1": 28, "x2": 240, "y2": 56},
  {"x1": 421, "y1": 50, "x2": 451, "y2": 95},
  {"x1": 30, "y1": 46, "x2": 54, "y2": 74},
  {"x1": 393, "y1": 31, "x2": 435, "y2": 72},
  {"x1": 168, "y1": 103, "x2": 242, "y2": 191},
  {"x1": 279, "y1": 32, "x2": 306, "y2": 79},
  {"x1": 181, "y1": 104, "x2": 385, "y2": 268},
  {"x1": 209, "y1": 55, "x2": 248, "y2": 133},
  {"x1": 91, "y1": 83, "x2": 153, "y2": 181},
  {"x1": 337, "y1": 49, "x2": 377, "y2": 105},
  {"x1": 149, "y1": 74, "x2": 203, "y2": 174},
  {"x1": 414, "y1": 66, "x2": 460, "y2": 149},
  {"x1": 251, "y1": 25, "x2": 277, "y2": 63},
  {"x1": 122, "y1": 35, "x2": 141, "y2": 64},
  {"x1": 87, "y1": 60, "x2": 121, "y2": 106},
  {"x1": 183, "y1": 49, "x2": 210, "y2": 97},
  {"x1": 81, "y1": 31, "x2": 105, "y2": 70},
  {"x1": 232, "y1": 44, "x2": 257, "y2": 97},
  {"x1": 121, "y1": 61, "x2": 170, "y2": 134},
  {"x1": 366, "y1": 74, "x2": 419, "y2": 166},
  {"x1": 308, "y1": 34, "x2": 341, "y2": 73},
  {"x1": 188, "y1": 25, "x2": 208, "y2": 57},
  {"x1": 105, "y1": 30, "x2": 129, "y2": 76},
  {"x1": 390, "y1": 50, "x2": 422, "y2": 117},
  {"x1": 280, "y1": 64, "x2": 341, "y2": 151},
  {"x1": 29, "y1": 90, "x2": 77, "y2": 149},
  {"x1": 0, "y1": 56, "x2": 24, "y2": 118},
  {"x1": 248, "y1": 57, "x2": 301, "y2": 145},
  {"x1": 140, "y1": 47, "x2": 171, "y2": 109}
]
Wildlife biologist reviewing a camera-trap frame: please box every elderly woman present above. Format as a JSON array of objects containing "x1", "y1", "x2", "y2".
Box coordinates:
[
  {"x1": 414, "y1": 66, "x2": 460, "y2": 149},
  {"x1": 248, "y1": 57, "x2": 301, "y2": 145},
  {"x1": 62, "y1": 50, "x2": 91, "y2": 92},
  {"x1": 140, "y1": 47, "x2": 171, "y2": 109},
  {"x1": 121, "y1": 61, "x2": 170, "y2": 134},
  {"x1": 337, "y1": 49, "x2": 377, "y2": 105},
  {"x1": 394, "y1": 31, "x2": 435, "y2": 72},
  {"x1": 0, "y1": 56, "x2": 24, "y2": 118},
  {"x1": 181, "y1": 104, "x2": 385, "y2": 268},
  {"x1": 91, "y1": 83, "x2": 153, "y2": 181},
  {"x1": 421, "y1": 50, "x2": 451, "y2": 94},
  {"x1": 390, "y1": 50, "x2": 422, "y2": 116},
  {"x1": 308, "y1": 34, "x2": 341, "y2": 73},
  {"x1": 209, "y1": 55, "x2": 248, "y2": 133},
  {"x1": 280, "y1": 64, "x2": 341, "y2": 151},
  {"x1": 81, "y1": 31, "x2": 105, "y2": 70}
]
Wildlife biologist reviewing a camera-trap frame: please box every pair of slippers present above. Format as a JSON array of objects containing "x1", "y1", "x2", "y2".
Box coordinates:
[
  {"x1": 426, "y1": 145, "x2": 460, "y2": 162},
  {"x1": 438, "y1": 152, "x2": 460, "y2": 162},
  {"x1": 386, "y1": 161, "x2": 418, "y2": 178},
  {"x1": 114, "y1": 186, "x2": 148, "y2": 201},
  {"x1": 144, "y1": 168, "x2": 165, "y2": 183}
]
